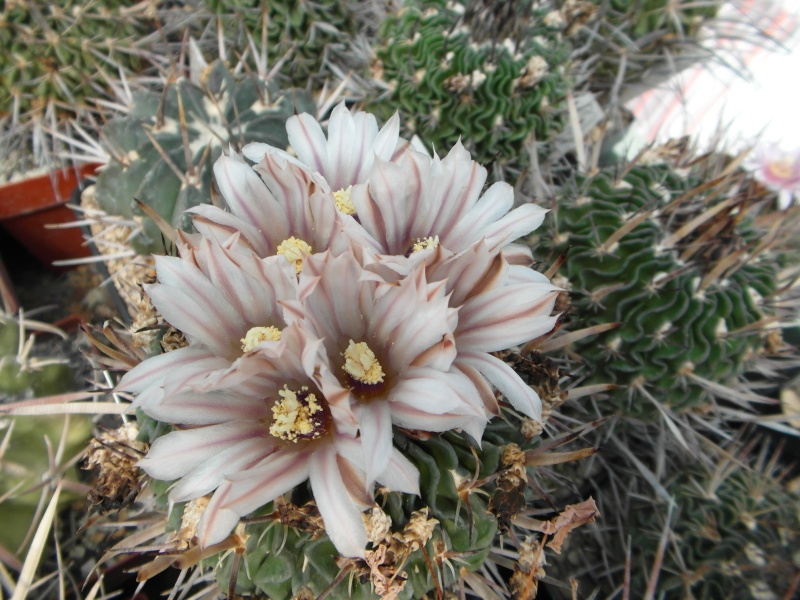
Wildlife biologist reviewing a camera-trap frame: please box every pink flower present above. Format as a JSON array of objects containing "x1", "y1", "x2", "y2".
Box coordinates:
[
  {"x1": 748, "y1": 142, "x2": 800, "y2": 207},
  {"x1": 242, "y1": 101, "x2": 403, "y2": 195},
  {"x1": 117, "y1": 236, "x2": 298, "y2": 405},
  {"x1": 427, "y1": 243, "x2": 560, "y2": 420},
  {"x1": 137, "y1": 324, "x2": 420, "y2": 557},
  {"x1": 297, "y1": 250, "x2": 488, "y2": 488},
  {"x1": 346, "y1": 141, "x2": 547, "y2": 261},
  {"x1": 191, "y1": 151, "x2": 348, "y2": 272}
]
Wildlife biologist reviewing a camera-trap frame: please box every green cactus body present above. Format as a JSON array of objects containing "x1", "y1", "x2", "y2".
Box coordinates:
[
  {"x1": 371, "y1": 0, "x2": 571, "y2": 173},
  {"x1": 139, "y1": 413, "x2": 550, "y2": 599},
  {"x1": 541, "y1": 162, "x2": 778, "y2": 418},
  {"x1": 0, "y1": 316, "x2": 91, "y2": 553},
  {"x1": 200, "y1": 0, "x2": 362, "y2": 88},
  {"x1": 94, "y1": 60, "x2": 314, "y2": 255},
  {"x1": 627, "y1": 450, "x2": 800, "y2": 599},
  {"x1": 0, "y1": 1, "x2": 151, "y2": 119},
  {"x1": 581, "y1": 0, "x2": 722, "y2": 95}
]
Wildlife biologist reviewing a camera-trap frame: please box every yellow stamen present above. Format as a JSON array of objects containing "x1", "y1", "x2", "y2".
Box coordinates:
[
  {"x1": 276, "y1": 237, "x2": 313, "y2": 274},
  {"x1": 343, "y1": 340, "x2": 385, "y2": 385},
  {"x1": 241, "y1": 326, "x2": 282, "y2": 352},
  {"x1": 334, "y1": 186, "x2": 356, "y2": 215},
  {"x1": 269, "y1": 385, "x2": 324, "y2": 442},
  {"x1": 768, "y1": 158, "x2": 793, "y2": 180},
  {"x1": 412, "y1": 235, "x2": 440, "y2": 253}
]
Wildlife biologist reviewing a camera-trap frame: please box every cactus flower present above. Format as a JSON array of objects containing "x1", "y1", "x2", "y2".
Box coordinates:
[
  {"x1": 748, "y1": 142, "x2": 800, "y2": 207},
  {"x1": 137, "y1": 324, "x2": 420, "y2": 558},
  {"x1": 298, "y1": 250, "x2": 488, "y2": 489},
  {"x1": 117, "y1": 237, "x2": 299, "y2": 404}
]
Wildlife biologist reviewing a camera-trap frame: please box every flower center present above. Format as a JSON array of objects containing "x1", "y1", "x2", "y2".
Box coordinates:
[
  {"x1": 767, "y1": 158, "x2": 793, "y2": 180},
  {"x1": 343, "y1": 340, "x2": 385, "y2": 385},
  {"x1": 334, "y1": 186, "x2": 356, "y2": 215},
  {"x1": 411, "y1": 235, "x2": 440, "y2": 253},
  {"x1": 241, "y1": 326, "x2": 282, "y2": 352},
  {"x1": 269, "y1": 385, "x2": 327, "y2": 443},
  {"x1": 276, "y1": 237, "x2": 313, "y2": 274}
]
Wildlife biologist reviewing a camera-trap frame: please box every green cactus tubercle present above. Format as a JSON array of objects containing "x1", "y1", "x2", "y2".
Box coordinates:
[
  {"x1": 627, "y1": 449, "x2": 800, "y2": 599},
  {"x1": 94, "y1": 60, "x2": 315, "y2": 255},
  {"x1": 0, "y1": 0, "x2": 151, "y2": 118},
  {"x1": 371, "y1": 0, "x2": 572, "y2": 172},
  {"x1": 540, "y1": 162, "x2": 778, "y2": 418}
]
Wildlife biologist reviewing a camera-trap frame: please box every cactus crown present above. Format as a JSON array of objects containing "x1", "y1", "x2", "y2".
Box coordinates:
[
  {"x1": 94, "y1": 54, "x2": 315, "y2": 255},
  {"x1": 539, "y1": 148, "x2": 787, "y2": 419},
  {"x1": 370, "y1": 0, "x2": 572, "y2": 175}
]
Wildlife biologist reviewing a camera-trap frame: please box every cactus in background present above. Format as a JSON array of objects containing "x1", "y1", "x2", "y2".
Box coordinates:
[
  {"x1": 370, "y1": 0, "x2": 572, "y2": 177},
  {"x1": 577, "y1": 0, "x2": 723, "y2": 98},
  {"x1": 0, "y1": 314, "x2": 91, "y2": 554},
  {"x1": 625, "y1": 439, "x2": 800, "y2": 598},
  {"x1": 93, "y1": 55, "x2": 315, "y2": 255},
  {"x1": 198, "y1": 0, "x2": 373, "y2": 89},
  {"x1": 535, "y1": 148, "x2": 788, "y2": 420},
  {"x1": 0, "y1": 315, "x2": 74, "y2": 398},
  {"x1": 0, "y1": 0, "x2": 162, "y2": 178}
]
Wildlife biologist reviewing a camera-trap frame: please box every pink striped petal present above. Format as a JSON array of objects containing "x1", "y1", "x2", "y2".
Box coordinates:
[
  {"x1": 117, "y1": 346, "x2": 216, "y2": 393},
  {"x1": 457, "y1": 283, "x2": 559, "y2": 352},
  {"x1": 139, "y1": 421, "x2": 265, "y2": 482},
  {"x1": 389, "y1": 368, "x2": 483, "y2": 416},
  {"x1": 444, "y1": 182, "x2": 514, "y2": 251},
  {"x1": 309, "y1": 445, "x2": 368, "y2": 557},
  {"x1": 459, "y1": 351, "x2": 542, "y2": 421},
  {"x1": 484, "y1": 203, "x2": 548, "y2": 250},
  {"x1": 189, "y1": 205, "x2": 270, "y2": 256},
  {"x1": 286, "y1": 112, "x2": 329, "y2": 175},
  {"x1": 144, "y1": 389, "x2": 269, "y2": 424},
  {"x1": 214, "y1": 154, "x2": 289, "y2": 238},
  {"x1": 198, "y1": 449, "x2": 312, "y2": 547},
  {"x1": 170, "y1": 437, "x2": 272, "y2": 502},
  {"x1": 372, "y1": 112, "x2": 401, "y2": 163},
  {"x1": 357, "y1": 401, "x2": 393, "y2": 490},
  {"x1": 242, "y1": 143, "x2": 305, "y2": 169},
  {"x1": 377, "y1": 448, "x2": 420, "y2": 496}
]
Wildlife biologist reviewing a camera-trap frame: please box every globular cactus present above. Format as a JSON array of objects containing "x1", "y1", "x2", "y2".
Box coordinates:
[
  {"x1": 0, "y1": 0, "x2": 154, "y2": 124},
  {"x1": 535, "y1": 148, "x2": 786, "y2": 420},
  {"x1": 93, "y1": 55, "x2": 315, "y2": 255},
  {"x1": 370, "y1": 0, "x2": 572, "y2": 177},
  {"x1": 0, "y1": 314, "x2": 91, "y2": 554},
  {"x1": 626, "y1": 440, "x2": 800, "y2": 599},
  {"x1": 577, "y1": 0, "x2": 722, "y2": 98},
  {"x1": 198, "y1": 0, "x2": 372, "y2": 89},
  {"x1": 0, "y1": 315, "x2": 73, "y2": 398}
]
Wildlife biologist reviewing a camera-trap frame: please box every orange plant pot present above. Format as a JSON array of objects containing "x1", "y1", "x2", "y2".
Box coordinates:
[{"x1": 0, "y1": 163, "x2": 99, "y2": 270}]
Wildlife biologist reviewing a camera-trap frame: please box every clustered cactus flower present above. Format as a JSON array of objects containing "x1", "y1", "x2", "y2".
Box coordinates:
[{"x1": 118, "y1": 104, "x2": 560, "y2": 564}]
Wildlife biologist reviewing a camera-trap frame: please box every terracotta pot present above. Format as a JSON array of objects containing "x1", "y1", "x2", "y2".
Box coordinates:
[{"x1": 0, "y1": 163, "x2": 99, "y2": 270}]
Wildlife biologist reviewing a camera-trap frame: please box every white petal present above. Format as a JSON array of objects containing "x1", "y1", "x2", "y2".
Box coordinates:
[
  {"x1": 309, "y1": 445, "x2": 368, "y2": 558},
  {"x1": 357, "y1": 402, "x2": 393, "y2": 490},
  {"x1": 459, "y1": 352, "x2": 543, "y2": 421},
  {"x1": 144, "y1": 389, "x2": 268, "y2": 424},
  {"x1": 457, "y1": 283, "x2": 559, "y2": 352},
  {"x1": 376, "y1": 448, "x2": 420, "y2": 496},
  {"x1": 170, "y1": 437, "x2": 272, "y2": 502},
  {"x1": 117, "y1": 346, "x2": 215, "y2": 393},
  {"x1": 214, "y1": 155, "x2": 287, "y2": 237},
  {"x1": 139, "y1": 421, "x2": 264, "y2": 482},
  {"x1": 198, "y1": 449, "x2": 312, "y2": 547},
  {"x1": 484, "y1": 203, "x2": 548, "y2": 249},
  {"x1": 242, "y1": 142, "x2": 304, "y2": 169},
  {"x1": 286, "y1": 112, "x2": 329, "y2": 174}
]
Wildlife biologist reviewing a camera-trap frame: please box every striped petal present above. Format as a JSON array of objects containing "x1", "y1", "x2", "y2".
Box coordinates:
[
  {"x1": 459, "y1": 351, "x2": 543, "y2": 421},
  {"x1": 309, "y1": 444, "x2": 368, "y2": 558}
]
